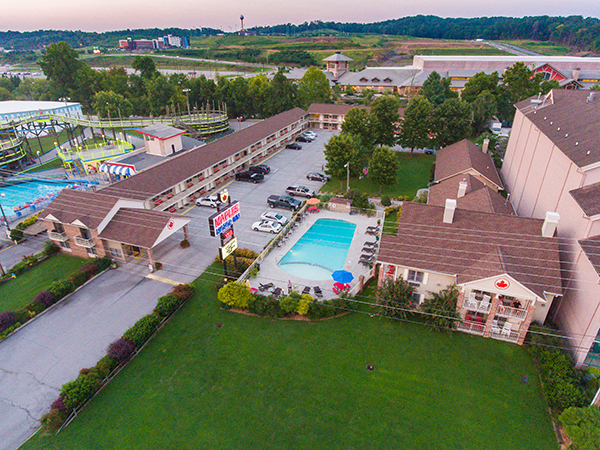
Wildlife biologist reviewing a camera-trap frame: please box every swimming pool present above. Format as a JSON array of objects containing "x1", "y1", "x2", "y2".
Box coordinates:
[{"x1": 278, "y1": 218, "x2": 356, "y2": 280}]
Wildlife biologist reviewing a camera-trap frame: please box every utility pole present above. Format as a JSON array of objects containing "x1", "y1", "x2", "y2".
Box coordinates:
[{"x1": 344, "y1": 161, "x2": 350, "y2": 192}]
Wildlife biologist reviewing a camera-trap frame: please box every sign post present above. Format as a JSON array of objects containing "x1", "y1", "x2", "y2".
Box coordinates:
[{"x1": 208, "y1": 195, "x2": 241, "y2": 275}]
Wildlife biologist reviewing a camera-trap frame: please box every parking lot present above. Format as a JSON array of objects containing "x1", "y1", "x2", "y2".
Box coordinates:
[{"x1": 133, "y1": 130, "x2": 336, "y2": 284}]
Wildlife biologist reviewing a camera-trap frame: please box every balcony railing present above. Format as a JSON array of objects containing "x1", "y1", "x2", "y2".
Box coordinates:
[
  {"x1": 74, "y1": 236, "x2": 96, "y2": 248},
  {"x1": 496, "y1": 304, "x2": 528, "y2": 320},
  {"x1": 490, "y1": 328, "x2": 520, "y2": 343},
  {"x1": 457, "y1": 321, "x2": 484, "y2": 335},
  {"x1": 48, "y1": 230, "x2": 68, "y2": 242},
  {"x1": 462, "y1": 297, "x2": 491, "y2": 313}
]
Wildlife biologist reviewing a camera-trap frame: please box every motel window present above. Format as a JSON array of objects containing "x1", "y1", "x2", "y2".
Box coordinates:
[
  {"x1": 87, "y1": 247, "x2": 98, "y2": 257},
  {"x1": 60, "y1": 240, "x2": 71, "y2": 250},
  {"x1": 407, "y1": 270, "x2": 424, "y2": 283},
  {"x1": 411, "y1": 293, "x2": 421, "y2": 304},
  {"x1": 109, "y1": 247, "x2": 122, "y2": 259},
  {"x1": 53, "y1": 222, "x2": 65, "y2": 233}
]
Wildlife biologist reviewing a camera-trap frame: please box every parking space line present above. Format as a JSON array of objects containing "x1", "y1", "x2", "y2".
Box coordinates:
[
  {"x1": 0, "y1": 244, "x2": 14, "y2": 254},
  {"x1": 146, "y1": 273, "x2": 181, "y2": 285}
]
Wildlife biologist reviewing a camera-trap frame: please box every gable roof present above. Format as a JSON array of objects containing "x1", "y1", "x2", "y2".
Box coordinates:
[
  {"x1": 428, "y1": 173, "x2": 485, "y2": 206},
  {"x1": 455, "y1": 187, "x2": 515, "y2": 216},
  {"x1": 102, "y1": 107, "x2": 307, "y2": 201},
  {"x1": 308, "y1": 103, "x2": 366, "y2": 116},
  {"x1": 579, "y1": 235, "x2": 600, "y2": 277},
  {"x1": 137, "y1": 124, "x2": 185, "y2": 140},
  {"x1": 570, "y1": 182, "x2": 600, "y2": 217},
  {"x1": 378, "y1": 202, "x2": 562, "y2": 298},
  {"x1": 515, "y1": 90, "x2": 600, "y2": 169},
  {"x1": 434, "y1": 139, "x2": 503, "y2": 189},
  {"x1": 40, "y1": 189, "x2": 120, "y2": 229}
]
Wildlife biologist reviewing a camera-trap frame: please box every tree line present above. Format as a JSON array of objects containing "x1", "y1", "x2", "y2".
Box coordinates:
[{"x1": 24, "y1": 43, "x2": 332, "y2": 119}]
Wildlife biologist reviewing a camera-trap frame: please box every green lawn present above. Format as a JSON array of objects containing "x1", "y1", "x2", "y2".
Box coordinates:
[
  {"x1": 21, "y1": 158, "x2": 64, "y2": 173},
  {"x1": 322, "y1": 153, "x2": 435, "y2": 198},
  {"x1": 500, "y1": 40, "x2": 573, "y2": 56},
  {"x1": 25, "y1": 265, "x2": 558, "y2": 450},
  {"x1": 0, "y1": 254, "x2": 87, "y2": 311}
]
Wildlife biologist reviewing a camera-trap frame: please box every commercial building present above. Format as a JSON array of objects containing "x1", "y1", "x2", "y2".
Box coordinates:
[{"x1": 501, "y1": 89, "x2": 600, "y2": 366}]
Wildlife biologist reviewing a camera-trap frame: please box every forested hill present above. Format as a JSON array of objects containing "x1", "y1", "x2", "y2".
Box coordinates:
[
  {"x1": 0, "y1": 28, "x2": 221, "y2": 50},
  {"x1": 254, "y1": 15, "x2": 600, "y2": 53}
]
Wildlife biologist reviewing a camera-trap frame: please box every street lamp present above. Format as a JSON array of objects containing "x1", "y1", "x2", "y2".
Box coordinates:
[
  {"x1": 183, "y1": 88, "x2": 191, "y2": 116},
  {"x1": 36, "y1": 150, "x2": 42, "y2": 166},
  {"x1": 59, "y1": 97, "x2": 71, "y2": 117},
  {"x1": 0, "y1": 193, "x2": 11, "y2": 232}
]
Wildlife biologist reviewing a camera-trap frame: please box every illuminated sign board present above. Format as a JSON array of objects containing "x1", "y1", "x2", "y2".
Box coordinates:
[
  {"x1": 208, "y1": 201, "x2": 241, "y2": 237},
  {"x1": 220, "y1": 227, "x2": 235, "y2": 246},
  {"x1": 219, "y1": 237, "x2": 238, "y2": 260}
]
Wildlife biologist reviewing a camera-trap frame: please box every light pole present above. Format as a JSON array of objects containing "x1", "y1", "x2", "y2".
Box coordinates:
[
  {"x1": 59, "y1": 97, "x2": 71, "y2": 117},
  {"x1": 36, "y1": 150, "x2": 42, "y2": 166},
  {"x1": 183, "y1": 88, "x2": 191, "y2": 117},
  {"x1": 344, "y1": 161, "x2": 350, "y2": 192},
  {"x1": 0, "y1": 193, "x2": 11, "y2": 232}
]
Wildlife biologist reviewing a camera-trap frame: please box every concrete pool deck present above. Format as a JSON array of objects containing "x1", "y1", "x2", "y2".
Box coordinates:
[{"x1": 250, "y1": 209, "x2": 379, "y2": 299}]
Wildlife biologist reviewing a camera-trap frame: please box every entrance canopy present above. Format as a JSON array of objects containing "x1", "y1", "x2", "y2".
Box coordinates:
[{"x1": 100, "y1": 164, "x2": 135, "y2": 176}]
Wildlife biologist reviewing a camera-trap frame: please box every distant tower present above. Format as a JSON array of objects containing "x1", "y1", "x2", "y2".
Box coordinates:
[{"x1": 240, "y1": 15, "x2": 245, "y2": 33}]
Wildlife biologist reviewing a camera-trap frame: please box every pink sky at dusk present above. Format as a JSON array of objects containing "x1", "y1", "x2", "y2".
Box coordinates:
[{"x1": 1, "y1": 0, "x2": 599, "y2": 32}]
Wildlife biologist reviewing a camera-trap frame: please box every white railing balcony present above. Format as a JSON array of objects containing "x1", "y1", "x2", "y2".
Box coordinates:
[
  {"x1": 457, "y1": 321, "x2": 485, "y2": 336},
  {"x1": 490, "y1": 328, "x2": 520, "y2": 343},
  {"x1": 497, "y1": 304, "x2": 528, "y2": 320},
  {"x1": 48, "y1": 230, "x2": 68, "y2": 242},
  {"x1": 463, "y1": 297, "x2": 492, "y2": 313},
  {"x1": 74, "y1": 236, "x2": 96, "y2": 248}
]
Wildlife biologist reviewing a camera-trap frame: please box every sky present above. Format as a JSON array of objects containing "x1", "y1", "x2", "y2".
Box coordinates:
[{"x1": 1, "y1": 0, "x2": 599, "y2": 32}]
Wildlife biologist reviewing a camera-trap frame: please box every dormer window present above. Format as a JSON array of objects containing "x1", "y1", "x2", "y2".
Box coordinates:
[
  {"x1": 384, "y1": 77, "x2": 392, "y2": 83},
  {"x1": 360, "y1": 77, "x2": 368, "y2": 82},
  {"x1": 372, "y1": 78, "x2": 380, "y2": 82}
]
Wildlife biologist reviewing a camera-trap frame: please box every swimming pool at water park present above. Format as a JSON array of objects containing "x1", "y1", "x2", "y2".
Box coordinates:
[{"x1": 278, "y1": 218, "x2": 357, "y2": 281}]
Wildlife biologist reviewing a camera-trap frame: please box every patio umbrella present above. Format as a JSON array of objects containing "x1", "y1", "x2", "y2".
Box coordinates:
[
  {"x1": 307, "y1": 197, "x2": 320, "y2": 205},
  {"x1": 332, "y1": 270, "x2": 354, "y2": 284}
]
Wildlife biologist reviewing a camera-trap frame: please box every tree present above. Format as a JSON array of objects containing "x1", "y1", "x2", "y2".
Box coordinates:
[
  {"x1": 471, "y1": 90, "x2": 498, "y2": 134},
  {"x1": 38, "y1": 42, "x2": 84, "y2": 98},
  {"x1": 132, "y1": 55, "x2": 158, "y2": 79},
  {"x1": 422, "y1": 285, "x2": 461, "y2": 331},
  {"x1": 559, "y1": 406, "x2": 600, "y2": 450},
  {"x1": 503, "y1": 62, "x2": 558, "y2": 107},
  {"x1": 269, "y1": 69, "x2": 296, "y2": 115},
  {"x1": 398, "y1": 96, "x2": 432, "y2": 152},
  {"x1": 369, "y1": 146, "x2": 398, "y2": 192},
  {"x1": 421, "y1": 71, "x2": 454, "y2": 106},
  {"x1": 341, "y1": 107, "x2": 373, "y2": 150},
  {"x1": 377, "y1": 277, "x2": 416, "y2": 319},
  {"x1": 146, "y1": 76, "x2": 174, "y2": 116},
  {"x1": 431, "y1": 98, "x2": 472, "y2": 148},
  {"x1": 460, "y1": 71, "x2": 501, "y2": 104},
  {"x1": 324, "y1": 133, "x2": 361, "y2": 190},
  {"x1": 297, "y1": 67, "x2": 331, "y2": 109},
  {"x1": 370, "y1": 96, "x2": 400, "y2": 146},
  {"x1": 248, "y1": 74, "x2": 273, "y2": 118},
  {"x1": 218, "y1": 282, "x2": 253, "y2": 309},
  {"x1": 93, "y1": 90, "x2": 133, "y2": 119}
]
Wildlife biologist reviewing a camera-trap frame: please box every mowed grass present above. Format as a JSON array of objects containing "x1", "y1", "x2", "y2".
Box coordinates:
[
  {"x1": 25, "y1": 266, "x2": 558, "y2": 450},
  {"x1": 0, "y1": 254, "x2": 87, "y2": 311},
  {"x1": 21, "y1": 158, "x2": 63, "y2": 173},
  {"x1": 500, "y1": 40, "x2": 573, "y2": 56},
  {"x1": 322, "y1": 152, "x2": 435, "y2": 198}
]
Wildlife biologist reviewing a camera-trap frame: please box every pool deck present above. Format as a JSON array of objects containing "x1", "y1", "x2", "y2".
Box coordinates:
[{"x1": 251, "y1": 209, "x2": 379, "y2": 300}]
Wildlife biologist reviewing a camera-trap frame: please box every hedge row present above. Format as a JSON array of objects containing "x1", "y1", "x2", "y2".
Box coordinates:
[
  {"x1": 214, "y1": 247, "x2": 259, "y2": 278},
  {"x1": 218, "y1": 282, "x2": 355, "y2": 320},
  {"x1": 41, "y1": 283, "x2": 195, "y2": 431},
  {"x1": 0, "y1": 253, "x2": 112, "y2": 340}
]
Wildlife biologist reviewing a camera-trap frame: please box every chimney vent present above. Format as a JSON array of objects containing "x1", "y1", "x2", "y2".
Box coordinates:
[
  {"x1": 482, "y1": 138, "x2": 490, "y2": 154},
  {"x1": 443, "y1": 199, "x2": 457, "y2": 224},
  {"x1": 457, "y1": 180, "x2": 468, "y2": 198},
  {"x1": 587, "y1": 92, "x2": 596, "y2": 103},
  {"x1": 572, "y1": 68, "x2": 581, "y2": 81},
  {"x1": 541, "y1": 212, "x2": 560, "y2": 238}
]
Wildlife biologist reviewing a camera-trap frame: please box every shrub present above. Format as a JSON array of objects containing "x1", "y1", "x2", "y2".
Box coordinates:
[
  {"x1": 60, "y1": 371, "x2": 102, "y2": 410},
  {"x1": 297, "y1": 294, "x2": 314, "y2": 315},
  {"x1": 422, "y1": 285, "x2": 461, "y2": 331},
  {"x1": 51, "y1": 396, "x2": 67, "y2": 414},
  {"x1": 25, "y1": 300, "x2": 45, "y2": 315},
  {"x1": 13, "y1": 308, "x2": 30, "y2": 325},
  {"x1": 560, "y1": 405, "x2": 600, "y2": 450},
  {"x1": 154, "y1": 262, "x2": 163, "y2": 270},
  {"x1": 381, "y1": 194, "x2": 391, "y2": 206},
  {"x1": 154, "y1": 294, "x2": 181, "y2": 318},
  {"x1": 247, "y1": 295, "x2": 286, "y2": 318},
  {"x1": 95, "y1": 257, "x2": 112, "y2": 271},
  {"x1": 68, "y1": 270, "x2": 87, "y2": 288},
  {"x1": 170, "y1": 283, "x2": 194, "y2": 301},
  {"x1": 48, "y1": 280, "x2": 75, "y2": 301},
  {"x1": 122, "y1": 313, "x2": 161, "y2": 347},
  {"x1": 9, "y1": 260, "x2": 29, "y2": 276},
  {"x1": 95, "y1": 355, "x2": 118, "y2": 378},
  {"x1": 106, "y1": 337, "x2": 136, "y2": 363},
  {"x1": 42, "y1": 240, "x2": 60, "y2": 257},
  {"x1": 0, "y1": 311, "x2": 15, "y2": 333},
  {"x1": 9, "y1": 229, "x2": 24, "y2": 241},
  {"x1": 22, "y1": 253, "x2": 38, "y2": 266},
  {"x1": 34, "y1": 290, "x2": 55, "y2": 308},
  {"x1": 280, "y1": 294, "x2": 300, "y2": 314},
  {"x1": 377, "y1": 277, "x2": 416, "y2": 320},
  {"x1": 41, "y1": 408, "x2": 67, "y2": 431},
  {"x1": 180, "y1": 239, "x2": 190, "y2": 248},
  {"x1": 218, "y1": 282, "x2": 253, "y2": 309},
  {"x1": 78, "y1": 262, "x2": 99, "y2": 280}
]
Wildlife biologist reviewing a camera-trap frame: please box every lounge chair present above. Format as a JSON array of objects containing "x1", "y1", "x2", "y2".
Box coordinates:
[
  {"x1": 480, "y1": 294, "x2": 491, "y2": 311},
  {"x1": 363, "y1": 241, "x2": 377, "y2": 247},
  {"x1": 313, "y1": 286, "x2": 323, "y2": 298},
  {"x1": 365, "y1": 226, "x2": 379, "y2": 235},
  {"x1": 501, "y1": 322, "x2": 512, "y2": 337},
  {"x1": 361, "y1": 246, "x2": 376, "y2": 254},
  {"x1": 272, "y1": 287, "x2": 283, "y2": 297},
  {"x1": 259, "y1": 282, "x2": 274, "y2": 292},
  {"x1": 491, "y1": 320, "x2": 501, "y2": 335},
  {"x1": 360, "y1": 254, "x2": 375, "y2": 261},
  {"x1": 302, "y1": 286, "x2": 311, "y2": 295},
  {"x1": 465, "y1": 292, "x2": 478, "y2": 309}
]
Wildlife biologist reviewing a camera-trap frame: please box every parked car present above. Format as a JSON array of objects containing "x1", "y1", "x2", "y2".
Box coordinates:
[
  {"x1": 249, "y1": 164, "x2": 271, "y2": 175},
  {"x1": 235, "y1": 170, "x2": 264, "y2": 183},
  {"x1": 260, "y1": 211, "x2": 289, "y2": 225},
  {"x1": 296, "y1": 135, "x2": 310, "y2": 143},
  {"x1": 300, "y1": 134, "x2": 314, "y2": 142},
  {"x1": 286, "y1": 143, "x2": 302, "y2": 150},
  {"x1": 286, "y1": 185, "x2": 315, "y2": 198},
  {"x1": 306, "y1": 172, "x2": 330, "y2": 182},
  {"x1": 196, "y1": 195, "x2": 221, "y2": 208},
  {"x1": 252, "y1": 220, "x2": 283, "y2": 234},
  {"x1": 303, "y1": 131, "x2": 316, "y2": 138},
  {"x1": 267, "y1": 195, "x2": 302, "y2": 211}
]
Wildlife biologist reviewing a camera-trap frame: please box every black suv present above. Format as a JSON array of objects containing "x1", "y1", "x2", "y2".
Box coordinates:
[
  {"x1": 235, "y1": 171, "x2": 264, "y2": 183},
  {"x1": 286, "y1": 143, "x2": 302, "y2": 150},
  {"x1": 249, "y1": 164, "x2": 271, "y2": 175}
]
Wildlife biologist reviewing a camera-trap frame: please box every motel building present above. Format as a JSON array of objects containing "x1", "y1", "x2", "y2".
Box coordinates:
[{"x1": 377, "y1": 201, "x2": 563, "y2": 345}]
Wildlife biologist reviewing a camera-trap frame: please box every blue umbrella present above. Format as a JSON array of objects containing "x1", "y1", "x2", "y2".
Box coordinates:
[{"x1": 332, "y1": 270, "x2": 354, "y2": 284}]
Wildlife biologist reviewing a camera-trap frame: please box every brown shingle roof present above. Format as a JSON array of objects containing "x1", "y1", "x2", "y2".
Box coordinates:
[
  {"x1": 308, "y1": 103, "x2": 366, "y2": 115},
  {"x1": 40, "y1": 189, "x2": 120, "y2": 229},
  {"x1": 515, "y1": 89, "x2": 600, "y2": 168},
  {"x1": 579, "y1": 235, "x2": 600, "y2": 276},
  {"x1": 99, "y1": 208, "x2": 188, "y2": 249},
  {"x1": 570, "y1": 182, "x2": 600, "y2": 217},
  {"x1": 434, "y1": 139, "x2": 503, "y2": 189},
  {"x1": 378, "y1": 202, "x2": 562, "y2": 298},
  {"x1": 102, "y1": 107, "x2": 307, "y2": 200},
  {"x1": 455, "y1": 187, "x2": 515, "y2": 216},
  {"x1": 428, "y1": 174, "x2": 485, "y2": 206}
]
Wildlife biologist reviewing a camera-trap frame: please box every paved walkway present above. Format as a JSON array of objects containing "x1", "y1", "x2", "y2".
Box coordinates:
[{"x1": 0, "y1": 269, "x2": 171, "y2": 450}]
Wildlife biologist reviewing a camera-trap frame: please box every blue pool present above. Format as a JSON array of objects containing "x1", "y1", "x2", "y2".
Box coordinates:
[
  {"x1": 0, "y1": 180, "x2": 89, "y2": 215},
  {"x1": 278, "y1": 218, "x2": 356, "y2": 280}
]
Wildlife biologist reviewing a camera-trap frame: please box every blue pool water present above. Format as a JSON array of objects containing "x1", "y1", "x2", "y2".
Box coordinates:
[
  {"x1": 0, "y1": 180, "x2": 83, "y2": 211},
  {"x1": 278, "y1": 218, "x2": 356, "y2": 280}
]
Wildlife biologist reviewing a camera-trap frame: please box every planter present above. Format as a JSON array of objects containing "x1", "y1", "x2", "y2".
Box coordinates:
[
  {"x1": 200, "y1": 190, "x2": 206, "y2": 194},
  {"x1": 199, "y1": 176, "x2": 204, "y2": 181},
  {"x1": 187, "y1": 183, "x2": 193, "y2": 188},
  {"x1": 214, "y1": 168, "x2": 220, "y2": 173}
]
